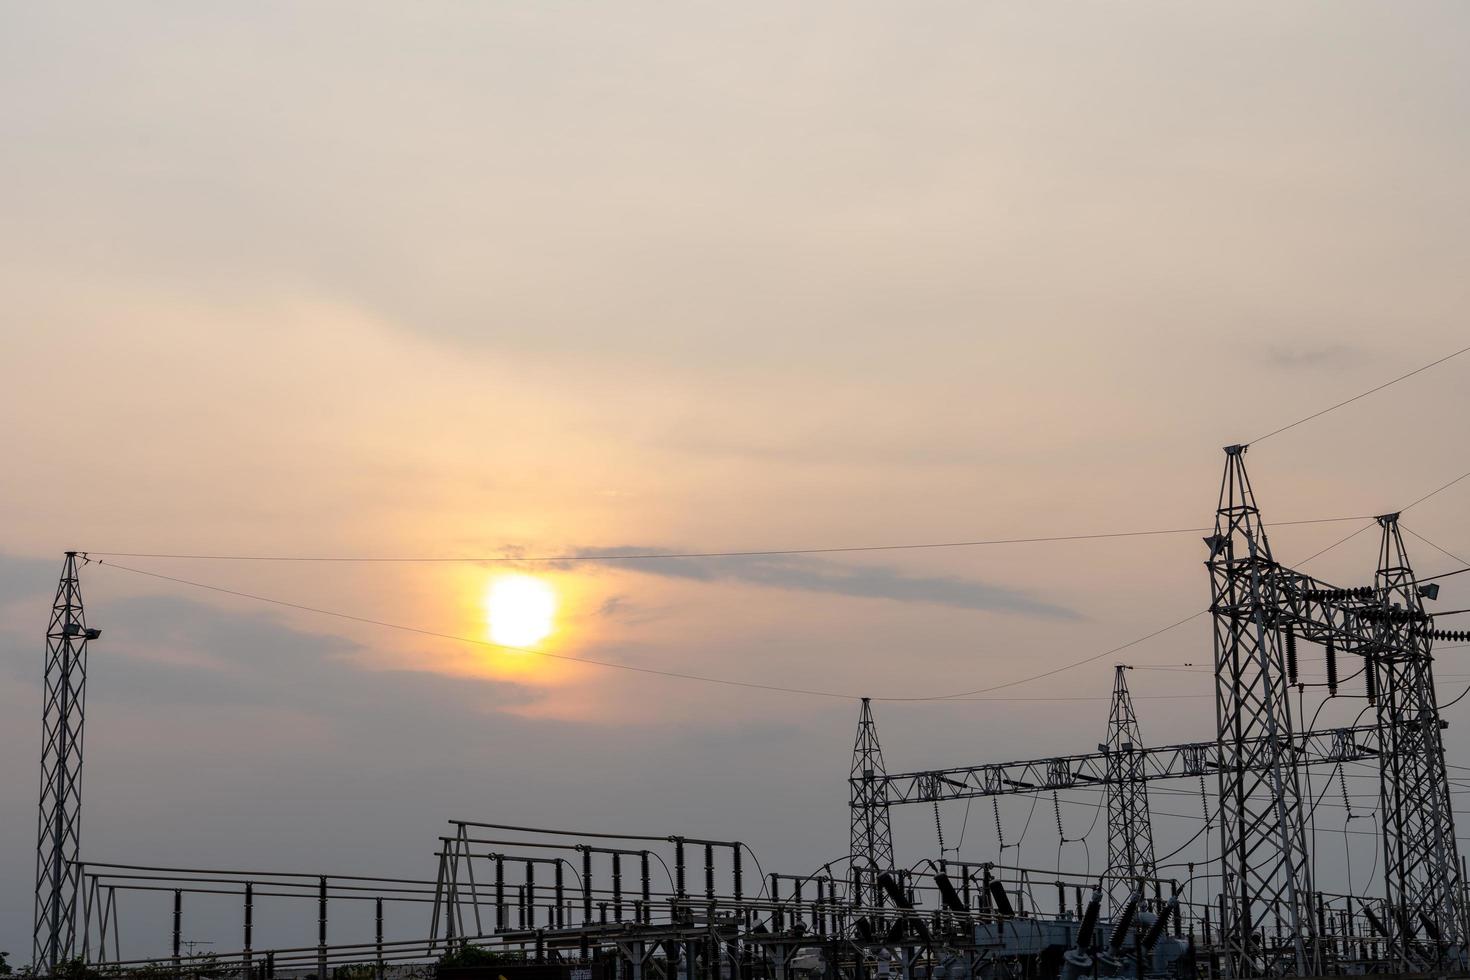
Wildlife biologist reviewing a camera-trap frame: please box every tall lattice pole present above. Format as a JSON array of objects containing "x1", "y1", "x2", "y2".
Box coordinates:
[
  {"x1": 33, "y1": 552, "x2": 99, "y2": 974},
  {"x1": 1104, "y1": 665, "x2": 1156, "y2": 912},
  {"x1": 1205, "y1": 446, "x2": 1316, "y2": 977},
  {"x1": 849, "y1": 697, "x2": 894, "y2": 909},
  {"x1": 1372, "y1": 514, "x2": 1463, "y2": 968}
]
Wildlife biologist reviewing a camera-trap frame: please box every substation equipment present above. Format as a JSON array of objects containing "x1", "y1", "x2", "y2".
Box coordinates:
[{"x1": 30, "y1": 448, "x2": 1470, "y2": 979}]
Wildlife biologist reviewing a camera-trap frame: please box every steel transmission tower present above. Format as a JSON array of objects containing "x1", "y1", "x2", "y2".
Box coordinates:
[
  {"x1": 1205, "y1": 446, "x2": 1317, "y2": 977},
  {"x1": 1371, "y1": 514, "x2": 1463, "y2": 967},
  {"x1": 34, "y1": 552, "x2": 99, "y2": 974},
  {"x1": 1103, "y1": 665, "x2": 1156, "y2": 911},
  {"x1": 849, "y1": 697, "x2": 894, "y2": 906}
]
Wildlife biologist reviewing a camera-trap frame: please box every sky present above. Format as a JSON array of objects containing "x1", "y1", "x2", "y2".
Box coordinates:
[{"x1": 3, "y1": 0, "x2": 1470, "y2": 964}]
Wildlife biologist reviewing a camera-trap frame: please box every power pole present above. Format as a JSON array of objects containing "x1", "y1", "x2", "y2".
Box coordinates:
[
  {"x1": 1372, "y1": 514, "x2": 1463, "y2": 968},
  {"x1": 1104, "y1": 665, "x2": 1156, "y2": 912},
  {"x1": 1205, "y1": 447, "x2": 1316, "y2": 978},
  {"x1": 849, "y1": 697, "x2": 894, "y2": 908},
  {"x1": 34, "y1": 552, "x2": 99, "y2": 974}
]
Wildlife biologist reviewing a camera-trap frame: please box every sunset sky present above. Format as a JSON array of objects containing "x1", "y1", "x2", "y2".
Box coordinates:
[{"x1": 3, "y1": 2, "x2": 1470, "y2": 961}]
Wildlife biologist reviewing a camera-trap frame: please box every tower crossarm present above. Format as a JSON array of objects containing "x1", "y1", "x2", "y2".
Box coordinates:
[{"x1": 860, "y1": 724, "x2": 1381, "y2": 806}]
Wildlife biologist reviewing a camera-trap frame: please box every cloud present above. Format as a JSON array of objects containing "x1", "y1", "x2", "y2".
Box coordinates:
[
  {"x1": 560, "y1": 548, "x2": 1079, "y2": 620},
  {"x1": 1263, "y1": 343, "x2": 1365, "y2": 370}
]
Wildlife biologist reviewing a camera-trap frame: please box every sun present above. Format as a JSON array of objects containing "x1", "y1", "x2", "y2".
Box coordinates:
[{"x1": 484, "y1": 575, "x2": 557, "y2": 647}]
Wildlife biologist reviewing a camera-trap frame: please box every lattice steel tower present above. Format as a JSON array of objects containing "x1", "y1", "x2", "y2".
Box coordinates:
[
  {"x1": 33, "y1": 552, "x2": 99, "y2": 974},
  {"x1": 1103, "y1": 665, "x2": 1156, "y2": 912},
  {"x1": 849, "y1": 697, "x2": 894, "y2": 905},
  {"x1": 1205, "y1": 447, "x2": 1316, "y2": 977},
  {"x1": 1371, "y1": 514, "x2": 1463, "y2": 968}
]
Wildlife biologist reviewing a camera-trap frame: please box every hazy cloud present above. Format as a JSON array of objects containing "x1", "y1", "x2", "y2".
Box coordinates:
[
  {"x1": 1263, "y1": 343, "x2": 1365, "y2": 370},
  {"x1": 562, "y1": 548, "x2": 1079, "y2": 620}
]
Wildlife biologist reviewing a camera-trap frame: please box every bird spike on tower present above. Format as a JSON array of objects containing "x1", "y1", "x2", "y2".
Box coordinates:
[
  {"x1": 1103, "y1": 665, "x2": 1156, "y2": 912},
  {"x1": 849, "y1": 697, "x2": 894, "y2": 908},
  {"x1": 34, "y1": 552, "x2": 99, "y2": 974},
  {"x1": 1371, "y1": 514, "x2": 1464, "y2": 969},
  {"x1": 1205, "y1": 446, "x2": 1317, "y2": 978}
]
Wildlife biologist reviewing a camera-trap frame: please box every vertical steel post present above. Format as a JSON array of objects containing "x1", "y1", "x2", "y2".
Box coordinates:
[
  {"x1": 317, "y1": 876, "x2": 328, "y2": 980},
  {"x1": 583, "y1": 848, "x2": 594, "y2": 923},
  {"x1": 244, "y1": 881, "x2": 254, "y2": 979},
  {"x1": 496, "y1": 856, "x2": 505, "y2": 932},
  {"x1": 375, "y1": 897, "x2": 384, "y2": 980},
  {"x1": 171, "y1": 889, "x2": 182, "y2": 980},
  {"x1": 556, "y1": 860, "x2": 566, "y2": 928},
  {"x1": 526, "y1": 860, "x2": 536, "y2": 930},
  {"x1": 641, "y1": 852, "x2": 651, "y2": 925},
  {"x1": 613, "y1": 851, "x2": 624, "y2": 922}
]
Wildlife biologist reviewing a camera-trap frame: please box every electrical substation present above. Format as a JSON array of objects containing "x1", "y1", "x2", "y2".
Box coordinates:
[{"x1": 29, "y1": 447, "x2": 1470, "y2": 980}]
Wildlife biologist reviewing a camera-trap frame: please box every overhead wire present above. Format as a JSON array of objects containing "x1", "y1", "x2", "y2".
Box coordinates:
[
  {"x1": 1248, "y1": 342, "x2": 1470, "y2": 446},
  {"x1": 83, "y1": 340, "x2": 1470, "y2": 703},
  {"x1": 87, "y1": 517, "x2": 1370, "y2": 564}
]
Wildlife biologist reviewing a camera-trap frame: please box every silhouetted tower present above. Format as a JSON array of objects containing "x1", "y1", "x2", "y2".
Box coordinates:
[
  {"x1": 1103, "y1": 665, "x2": 1156, "y2": 911},
  {"x1": 849, "y1": 697, "x2": 894, "y2": 908},
  {"x1": 1204, "y1": 447, "x2": 1316, "y2": 978},
  {"x1": 33, "y1": 552, "x2": 99, "y2": 974},
  {"x1": 1371, "y1": 514, "x2": 1463, "y2": 968}
]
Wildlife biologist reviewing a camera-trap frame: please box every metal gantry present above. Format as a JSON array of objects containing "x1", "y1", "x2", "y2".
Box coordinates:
[
  {"x1": 849, "y1": 697, "x2": 895, "y2": 907},
  {"x1": 34, "y1": 552, "x2": 99, "y2": 974},
  {"x1": 861, "y1": 723, "x2": 1380, "y2": 805},
  {"x1": 1205, "y1": 446, "x2": 1318, "y2": 978},
  {"x1": 34, "y1": 444, "x2": 1470, "y2": 979},
  {"x1": 1371, "y1": 514, "x2": 1464, "y2": 968},
  {"x1": 1103, "y1": 665, "x2": 1156, "y2": 912}
]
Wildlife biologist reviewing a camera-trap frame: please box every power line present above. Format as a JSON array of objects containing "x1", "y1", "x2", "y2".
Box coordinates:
[
  {"x1": 86, "y1": 516, "x2": 1370, "y2": 565},
  {"x1": 1249, "y1": 342, "x2": 1470, "y2": 446},
  {"x1": 91, "y1": 560, "x2": 862, "y2": 701},
  {"x1": 1402, "y1": 468, "x2": 1470, "y2": 514},
  {"x1": 83, "y1": 489, "x2": 1446, "y2": 704},
  {"x1": 1403, "y1": 525, "x2": 1470, "y2": 575}
]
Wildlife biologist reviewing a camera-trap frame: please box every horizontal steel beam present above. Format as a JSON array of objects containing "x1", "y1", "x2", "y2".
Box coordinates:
[{"x1": 866, "y1": 724, "x2": 1380, "y2": 805}]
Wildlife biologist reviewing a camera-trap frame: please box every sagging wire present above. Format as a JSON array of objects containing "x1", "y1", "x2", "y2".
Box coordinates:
[{"x1": 952, "y1": 799, "x2": 974, "y2": 856}]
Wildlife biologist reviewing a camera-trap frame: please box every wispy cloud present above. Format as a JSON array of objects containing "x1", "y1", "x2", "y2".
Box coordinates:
[
  {"x1": 559, "y1": 548, "x2": 1079, "y2": 620},
  {"x1": 1263, "y1": 343, "x2": 1364, "y2": 370}
]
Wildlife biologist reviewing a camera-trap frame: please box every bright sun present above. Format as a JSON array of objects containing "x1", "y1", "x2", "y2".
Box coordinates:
[{"x1": 484, "y1": 575, "x2": 557, "y2": 648}]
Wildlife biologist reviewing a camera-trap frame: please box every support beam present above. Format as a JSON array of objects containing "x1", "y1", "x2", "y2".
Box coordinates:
[{"x1": 863, "y1": 723, "x2": 1378, "y2": 805}]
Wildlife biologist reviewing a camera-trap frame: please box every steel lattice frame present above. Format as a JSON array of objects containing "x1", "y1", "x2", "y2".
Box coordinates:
[
  {"x1": 1206, "y1": 447, "x2": 1317, "y2": 978},
  {"x1": 1371, "y1": 515, "x2": 1463, "y2": 969},
  {"x1": 865, "y1": 723, "x2": 1380, "y2": 804},
  {"x1": 849, "y1": 697, "x2": 894, "y2": 907},
  {"x1": 1104, "y1": 665, "x2": 1156, "y2": 912},
  {"x1": 34, "y1": 552, "x2": 95, "y2": 974}
]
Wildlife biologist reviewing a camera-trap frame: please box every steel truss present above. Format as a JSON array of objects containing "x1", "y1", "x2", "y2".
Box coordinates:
[
  {"x1": 1206, "y1": 446, "x2": 1317, "y2": 977},
  {"x1": 860, "y1": 723, "x2": 1379, "y2": 805},
  {"x1": 1104, "y1": 665, "x2": 1156, "y2": 912},
  {"x1": 1371, "y1": 514, "x2": 1463, "y2": 969},
  {"x1": 850, "y1": 697, "x2": 895, "y2": 907},
  {"x1": 34, "y1": 552, "x2": 98, "y2": 974}
]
